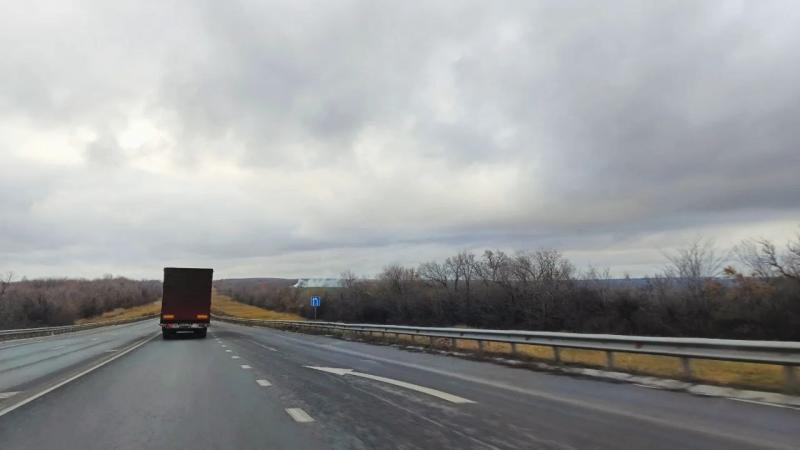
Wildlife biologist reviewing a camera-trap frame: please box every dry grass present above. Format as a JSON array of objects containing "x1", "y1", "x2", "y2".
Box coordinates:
[
  {"x1": 373, "y1": 332, "x2": 790, "y2": 390},
  {"x1": 515, "y1": 343, "x2": 556, "y2": 360},
  {"x1": 690, "y1": 359, "x2": 786, "y2": 389},
  {"x1": 75, "y1": 300, "x2": 161, "y2": 324},
  {"x1": 612, "y1": 352, "x2": 684, "y2": 378},
  {"x1": 455, "y1": 338, "x2": 481, "y2": 351},
  {"x1": 211, "y1": 290, "x2": 305, "y2": 321}
]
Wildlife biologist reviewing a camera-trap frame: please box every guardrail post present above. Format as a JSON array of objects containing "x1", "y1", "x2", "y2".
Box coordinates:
[
  {"x1": 477, "y1": 340, "x2": 485, "y2": 354},
  {"x1": 428, "y1": 336, "x2": 434, "y2": 347},
  {"x1": 680, "y1": 357, "x2": 693, "y2": 379},
  {"x1": 450, "y1": 337, "x2": 456, "y2": 350},
  {"x1": 605, "y1": 350, "x2": 614, "y2": 370},
  {"x1": 511, "y1": 342, "x2": 518, "y2": 357},
  {"x1": 553, "y1": 346, "x2": 561, "y2": 363},
  {"x1": 784, "y1": 365, "x2": 798, "y2": 393}
]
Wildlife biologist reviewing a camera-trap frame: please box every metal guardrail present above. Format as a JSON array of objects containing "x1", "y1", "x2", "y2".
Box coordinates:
[
  {"x1": 214, "y1": 315, "x2": 800, "y2": 392},
  {"x1": 0, "y1": 314, "x2": 158, "y2": 341}
]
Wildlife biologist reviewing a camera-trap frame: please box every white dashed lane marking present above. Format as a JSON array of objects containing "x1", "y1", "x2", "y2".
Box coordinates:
[
  {"x1": 256, "y1": 379, "x2": 272, "y2": 387},
  {"x1": 232, "y1": 356, "x2": 240, "y2": 359},
  {"x1": 225, "y1": 349, "x2": 232, "y2": 352},
  {"x1": 0, "y1": 392, "x2": 20, "y2": 399},
  {"x1": 240, "y1": 365, "x2": 251, "y2": 369},
  {"x1": 286, "y1": 408, "x2": 314, "y2": 423}
]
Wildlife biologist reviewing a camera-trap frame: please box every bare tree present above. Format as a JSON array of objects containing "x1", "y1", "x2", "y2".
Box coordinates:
[
  {"x1": 444, "y1": 256, "x2": 461, "y2": 291},
  {"x1": 476, "y1": 250, "x2": 509, "y2": 285},
  {"x1": 379, "y1": 264, "x2": 418, "y2": 295},
  {"x1": 455, "y1": 251, "x2": 478, "y2": 294},
  {"x1": 663, "y1": 237, "x2": 726, "y2": 281},
  {"x1": 734, "y1": 239, "x2": 780, "y2": 278},
  {"x1": 340, "y1": 270, "x2": 359, "y2": 289},
  {"x1": 418, "y1": 261, "x2": 449, "y2": 289},
  {"x1": 735, "y1": 233, "x2": 800, "y2": 280},
  {"x1": 0, "y1": 271, "x2": 13, "y2": 300}
]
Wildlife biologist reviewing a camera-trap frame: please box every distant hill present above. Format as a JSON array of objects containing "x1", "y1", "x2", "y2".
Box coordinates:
[
  {"x1": 215, "y1": 276, "x2": 734, "y2": 290},
  {"x1": 214, "y1": 278, "x2": 298, "y2": 289}
]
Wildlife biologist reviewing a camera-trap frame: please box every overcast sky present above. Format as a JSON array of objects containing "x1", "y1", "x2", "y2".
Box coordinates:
[{"x1": 1, "y1": 0, "x2": 799, "y2": 280}]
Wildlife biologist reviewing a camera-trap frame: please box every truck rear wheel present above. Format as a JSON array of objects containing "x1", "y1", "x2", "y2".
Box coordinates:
[
  {"x1": 196, "y1": 328, "x2": 207, "y2": 338},
  {"x1": 162, "y1": 329, "x2": 173, "y2": 340}
]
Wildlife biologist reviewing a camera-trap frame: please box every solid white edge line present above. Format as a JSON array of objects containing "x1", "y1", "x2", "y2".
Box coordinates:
[
  {"x1": 240, "y1": 364, "x2": 251, "y2": 369},
  {"x1": 0, "y1": 332, "x2": 159, "y2": 417},
  {"x1": 728, "y1": 398, "x2": 800, "y2": 411},
  {"x1": 633, "y1": 383, "x2": 663, "y2": 390},
  {"x1": 285, "y1": 408, "x2": 314, "y2": 423},
  {"x1": 256, "y1": 379, "x2": 272, "y2": 387}
]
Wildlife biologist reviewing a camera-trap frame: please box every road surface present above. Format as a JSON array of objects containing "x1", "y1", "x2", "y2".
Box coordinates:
[{"x1": 0, "y1": 319, "x2": 797, "y2": 449}]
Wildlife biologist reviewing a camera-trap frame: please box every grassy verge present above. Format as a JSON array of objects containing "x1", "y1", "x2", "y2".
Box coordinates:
[
  {"x1": 211, "y1": 290, "x2": 305, "y2": 321},
  {"x1": 456, "y1": 338, "x2": 789, "y2": 391},
  {"x1": 75, "y1": 300, "x2": 161, "y2": 324}
]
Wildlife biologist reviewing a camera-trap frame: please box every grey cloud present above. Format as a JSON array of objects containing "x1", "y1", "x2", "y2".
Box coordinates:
[{"x1": 1, "y1": 0, "x2": 799, "y2": 278}]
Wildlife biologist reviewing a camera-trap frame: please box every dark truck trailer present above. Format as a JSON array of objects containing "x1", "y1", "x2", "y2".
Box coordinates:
[{"x1": 160, "y1": 267, "x2": 213, "y2": 339}]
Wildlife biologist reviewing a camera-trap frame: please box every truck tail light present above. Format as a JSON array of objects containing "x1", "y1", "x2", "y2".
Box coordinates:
[
  {"x1": 162, "y1": 314, "x2": 175, "y2": 320},
  {"x1": 196, "y1": 314, "x2": 209, "y2": 320}
]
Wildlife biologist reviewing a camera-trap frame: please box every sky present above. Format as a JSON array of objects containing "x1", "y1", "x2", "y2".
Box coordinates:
[{"x1": 1, "y1": 0, "x2": 799, "y2": 280}]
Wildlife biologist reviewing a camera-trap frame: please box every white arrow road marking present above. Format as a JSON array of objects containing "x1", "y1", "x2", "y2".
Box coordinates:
[
  {"x1": 305, "y1": 366, "x2": 475, "y2": 404},
  {"x1": 0, "y1": 392, "x2": 20, "y2": 399},
  {"x1": 286, "y1": 408, "x2": 314, "y2": 423},
  {"x1": 256, "y1": 379, "x2": 272, "y2": 387},
  {"x1": 307, "y1": 367, "x2": 352, "y2": 376}
]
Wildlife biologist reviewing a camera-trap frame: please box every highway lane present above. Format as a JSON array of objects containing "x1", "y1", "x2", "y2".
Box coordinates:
[
  {"x1": 0, "y1": 319, "x2": 157, "y2": 409},
  {"x1": 212, "y1": 321, "x2": 800, "y2": 450},
  {"x1": 0, "y1": 320, "x2": 797, "y2": 449}
]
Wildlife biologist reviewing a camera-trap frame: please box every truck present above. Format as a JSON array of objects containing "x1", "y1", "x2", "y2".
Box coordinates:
[{"x1": 160, "y1": 267, "x2": 213, "y2": 339}]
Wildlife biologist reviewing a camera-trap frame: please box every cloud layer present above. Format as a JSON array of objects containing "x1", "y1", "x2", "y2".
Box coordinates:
[{"x1": 1, "y1": 1, "x2": 799, "y2": 279}]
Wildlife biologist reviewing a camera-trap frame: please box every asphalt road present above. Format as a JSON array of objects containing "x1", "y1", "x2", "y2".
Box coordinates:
[{"x1": 0, "y1": 320, "x2": 797, "y2": 449}]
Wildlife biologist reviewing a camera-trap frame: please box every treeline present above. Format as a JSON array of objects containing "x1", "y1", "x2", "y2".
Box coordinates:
[
  {"x1": 217, "y1": 234, "x2": 800, "y2": 340},
  {"x1": 0, "y1": 276, "x2": 161, "y2": 329}
]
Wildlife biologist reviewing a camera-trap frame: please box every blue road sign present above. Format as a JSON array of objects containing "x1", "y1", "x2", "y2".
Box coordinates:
[{"x1": 310, "y1": 295, "x2": 321, "y2": 307}]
